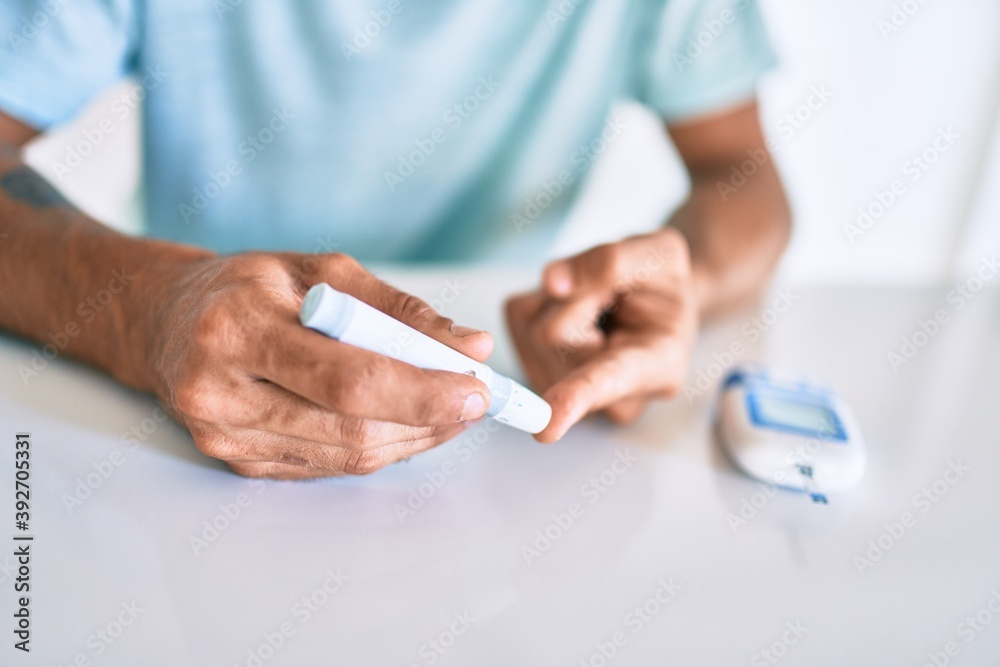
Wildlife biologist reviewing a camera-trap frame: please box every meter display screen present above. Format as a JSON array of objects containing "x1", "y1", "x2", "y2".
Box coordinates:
[{"x1": 749, "y1": 393, "x2": 845, "y2": 440}]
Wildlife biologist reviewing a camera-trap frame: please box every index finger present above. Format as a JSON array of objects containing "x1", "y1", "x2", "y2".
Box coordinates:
[
  {"x1": 535, "y1": 339, "x2": 687, "y2": 443},
  {"x1": 312, "y1": 255, "x2": 494, "y2": 362}
]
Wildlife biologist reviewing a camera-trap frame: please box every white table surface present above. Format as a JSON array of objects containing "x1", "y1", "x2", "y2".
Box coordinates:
[{"x1": 1, "y1": 268, "x2": 998, "y2": 667}]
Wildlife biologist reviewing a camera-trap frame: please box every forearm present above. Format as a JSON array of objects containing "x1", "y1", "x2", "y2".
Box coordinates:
[
  {"x1": 0, "y1": 144, "x2": 213, "y2": 391},
  {"x1": 669, "y1": 163, "x2": 791, "y2": 319}
]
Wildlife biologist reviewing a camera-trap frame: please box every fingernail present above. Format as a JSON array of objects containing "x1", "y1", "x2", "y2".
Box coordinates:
[
  {"x1": 450, "y1": 323, "x2": 481, "y2": 337},
  {"x1": 545, "y1": 263, "x2": 573, "y2": 297},
  {"x1": 460, "y1": 393, "x2": 487, "y2": 421}
]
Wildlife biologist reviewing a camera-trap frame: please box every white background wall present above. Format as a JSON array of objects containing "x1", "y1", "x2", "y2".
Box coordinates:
[{"x1": 23, "y1": 0, "x2": 1000, "y2": 285}]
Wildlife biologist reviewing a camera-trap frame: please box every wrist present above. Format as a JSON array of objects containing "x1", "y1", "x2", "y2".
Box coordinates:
[
  {"x1": 648, "y1": 226, "x2": 711, "y2": 313},
  {"x1": 106, "y1": 235, "x2": 216, "y2": 395}
]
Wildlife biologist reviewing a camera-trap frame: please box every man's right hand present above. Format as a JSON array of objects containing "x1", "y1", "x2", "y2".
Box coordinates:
[
  {"x1": 1, "y1": 114, "x2": 491, "y2": 478},
  {"x1": 133, "y1": 252, "x2": 493, "y2": 479}
]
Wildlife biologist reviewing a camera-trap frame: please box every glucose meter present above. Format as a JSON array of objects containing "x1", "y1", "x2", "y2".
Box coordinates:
[{"x1": 715, "y1": 366, "x2": 866, "y2": 503}]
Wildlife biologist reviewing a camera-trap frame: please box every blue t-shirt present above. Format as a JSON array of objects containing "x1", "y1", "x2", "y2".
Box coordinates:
[{"x1": 1, "y1": 0, "x2": 775, "y2": 262}]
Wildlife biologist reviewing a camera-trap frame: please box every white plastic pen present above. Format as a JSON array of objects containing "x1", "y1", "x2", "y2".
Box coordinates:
[{"x1": 299, "y1": 283, "x2": 552, "y2": 434}]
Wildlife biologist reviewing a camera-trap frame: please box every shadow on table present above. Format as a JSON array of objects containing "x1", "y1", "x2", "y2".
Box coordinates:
[{"x1": 0, "y1": 333, "x2": 224, "y2": 473}]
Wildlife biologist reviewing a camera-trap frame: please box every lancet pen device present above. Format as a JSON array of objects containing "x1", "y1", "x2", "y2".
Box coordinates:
[{"x1": 299, "y1": 283, "x2": 552, "y2": 434}]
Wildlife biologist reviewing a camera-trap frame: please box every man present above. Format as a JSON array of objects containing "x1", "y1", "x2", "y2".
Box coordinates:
[{"x1": 0, "y1": 0, "x2": 789, "y2": 478}]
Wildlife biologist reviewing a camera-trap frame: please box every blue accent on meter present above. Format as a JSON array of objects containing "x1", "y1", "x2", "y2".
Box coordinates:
[
  {"x1": 725, "y1": 367, "x2": 849, "y2": 442},
  {"x1": 746, "y1": 390, "x2": 848, "y2": 442}
]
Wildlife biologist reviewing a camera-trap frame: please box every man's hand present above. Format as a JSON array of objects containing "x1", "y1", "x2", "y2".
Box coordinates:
[
  {"x1": 140, "y1": 252, "x2": 494, "y2": 478},
  {"x1": 506, "y1": 102, "x2": 790, "y2": 442},
  {"x1": 1, "y1": 112, "x2": 493, "y2": 479},
  {"x1": 506, "y1": 228, "x2": 698, "y2": 442}
]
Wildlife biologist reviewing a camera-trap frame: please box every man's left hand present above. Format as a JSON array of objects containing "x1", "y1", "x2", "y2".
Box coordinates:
[{"x1": 505, "y1": 228, "x2": 699, "y2": 442}]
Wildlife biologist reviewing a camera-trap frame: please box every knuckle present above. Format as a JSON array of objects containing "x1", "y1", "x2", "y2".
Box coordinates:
[
  {"x1": 193, "y1": 433, "x2": 231, "y2": 461},
  {"x1": 235, "y1": 254, "x2": 292, "y2": 284},
  {"x1": 343, "y1": 447, "x2": 387, "y2": 476},
  {"x1": 336, "y1": 417, "x2": 380, "y2": 448},
  {"x1": 172, "y1": 375, "x2": 219, "y2": 421},
  {"x1": 325, "y1": 377, "x2": 366, "y2": 415},
  {"x1": 299, "y1": 254, "x2": 320, "y2": 275},
  {"x1": 192, "y1": 302, "x2": 226, "y2": 348},
  {"x1": 393, "y1": 292, "x2": 437, "y2": 327},
  {"x1": 247, "y1": 253, "x2": 289, "y2": 275},
  {"x1": 591, "y1": 244, "x2": 622, "y2": 282},
  {"x1": 323, "y1": 252, "x2": 361, "y2": 275}
]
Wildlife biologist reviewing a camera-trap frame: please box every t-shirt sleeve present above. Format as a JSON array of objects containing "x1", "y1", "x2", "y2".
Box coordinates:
[
  {"x1": 637, "y1": 0, "x2": 777, "y2": 123},
  {"x1": 0, "y1": 0, "x2": 137, "y2": 129}
]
